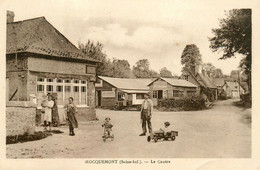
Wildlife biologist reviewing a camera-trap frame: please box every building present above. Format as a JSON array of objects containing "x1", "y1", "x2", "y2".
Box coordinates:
[
  {"x1": 222, "y1": 81, "x2": 245, "y2": 98},
  {"x1": 95, "y1": 76, "x2": 153, "y2": 108},
  {"x1": 147, "y1": 77, "x2": 198, "y2": 106},
  {"x1": 6, "y1": 12, "x2": 98, "y2": 121},
  {"x1": 181, "y1": 66, "x2": 218, "y2": 100}
]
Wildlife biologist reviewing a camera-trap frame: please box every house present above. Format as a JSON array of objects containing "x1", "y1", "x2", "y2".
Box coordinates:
[
  {"x1": 181, "y1": 66, "x2": 218, "y2": 100},
  {"x1": 95, "y1": 76, "x2": 153, "y2": 108},
  {"x1": 222, "y1": 81, "x2": 245, "y2": 98},
  {"x1": 6, "y1": 11, "x2": 98, "y2": 121},
  {"x1": 147, "y1": 77, "x2": 198, "y2": 106}
]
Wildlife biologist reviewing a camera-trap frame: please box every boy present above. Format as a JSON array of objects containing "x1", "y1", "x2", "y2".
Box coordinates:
[
  {"x1": 102, "y1": 117, "x2": 113, "y2": 136},
  {"x1": 160, "y1": 121, "x2": 171, "y2": 136}
]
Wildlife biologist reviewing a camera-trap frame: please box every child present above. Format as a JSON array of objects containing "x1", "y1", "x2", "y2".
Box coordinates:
[
  {"x1": 160, "y1": 121, "x2": 171, "y2": 136},
  {"x1": 102, "y1": 117, "x2": 113, "y2": 136}
]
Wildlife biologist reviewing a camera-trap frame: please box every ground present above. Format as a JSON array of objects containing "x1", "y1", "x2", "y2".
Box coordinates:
[{"x1": 6, "y1": 99, "x2": 251, "y2": 158}]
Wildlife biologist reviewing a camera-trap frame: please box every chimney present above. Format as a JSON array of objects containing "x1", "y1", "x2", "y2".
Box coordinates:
[{"x1": 7, "y1": 11, "x2": 15, "y2": 23}]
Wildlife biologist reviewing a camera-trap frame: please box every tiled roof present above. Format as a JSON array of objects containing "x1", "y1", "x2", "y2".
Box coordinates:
[
  {"x1": 213, "y1": 78, "x2": 225, "y2": 87},
  {"x1": 197, "y1": 73, "x2": 217, "y2": 89},
  {"x1": 225, "y1": 81, "x2": 244, "y2": 91},
  {"x1": 98, "y1": 76, "x2": 153, "y2": 90},
  {"x1": 7, "y1": 17, "x2": 98, "y2": 62},
  {"x1": 148, "y1": 77, "x2": 197, "y2": 88}
]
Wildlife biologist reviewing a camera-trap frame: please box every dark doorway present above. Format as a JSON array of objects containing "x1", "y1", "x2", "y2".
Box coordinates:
[
  {"x1": 158, "y1": 90, "x2": 163, "y2": 99},
  {"x1": 97, "y1": 90, "x2": 102, "y2": 107}
]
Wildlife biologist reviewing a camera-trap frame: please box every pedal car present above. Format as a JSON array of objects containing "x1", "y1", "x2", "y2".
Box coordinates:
[{"x1": 147, "y1": 130, "x2": 178, "y2": 143}]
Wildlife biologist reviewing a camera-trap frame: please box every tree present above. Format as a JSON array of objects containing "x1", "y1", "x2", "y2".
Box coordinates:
[
  {"x1": 160, "y1": 67, "x2": 173, "y2": 78},
  {"x1": 202, "y1": 63, "x2": 216, "y2": 77},
  {"x1": 110, "y1": 59, "x2": 131, "y2": 78},
  {"x1": 212, "y1": 68, "x2": 223, "y2": 78},
  {"x1": 209, "y1": 9, "x2": 251, "y2": 96},
  {"x1": 78, "y1": 40, "x2": 111, "y2": 76},
  {"x1": 181, "y1": 44, "x2": 202, "y2": 71},
  {"x1": 133, "y1": 59, "x2": 159, "y2": 78}
]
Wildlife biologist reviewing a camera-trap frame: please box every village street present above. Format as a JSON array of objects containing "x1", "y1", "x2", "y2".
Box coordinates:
[{"x1": 6, "y1": 99, "x2": 251, "y2": 158}]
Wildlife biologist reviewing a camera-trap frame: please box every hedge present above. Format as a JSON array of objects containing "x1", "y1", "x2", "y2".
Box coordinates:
[{"x1": 157, "y1": 95, "x2": 206, "y2": 111}]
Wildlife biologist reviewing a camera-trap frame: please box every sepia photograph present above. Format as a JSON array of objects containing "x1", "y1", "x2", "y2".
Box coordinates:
[{"x1": 0, "y1": 0, "x2": 259, "y2": 169}]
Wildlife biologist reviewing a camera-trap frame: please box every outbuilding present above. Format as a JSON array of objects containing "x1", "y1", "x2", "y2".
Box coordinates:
[{"x1": 148, "y1": 77, "x2": 198, "y2": 106}]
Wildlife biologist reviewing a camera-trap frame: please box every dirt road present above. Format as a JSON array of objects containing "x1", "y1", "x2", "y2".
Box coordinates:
[{"x1": 6, "y1": 99, "x2": 251, "y2": 158}]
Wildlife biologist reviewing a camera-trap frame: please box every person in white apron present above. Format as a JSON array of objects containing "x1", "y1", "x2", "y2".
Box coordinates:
[{"x1": 44, "y1": 95, "x2": 54, "y2": 131}]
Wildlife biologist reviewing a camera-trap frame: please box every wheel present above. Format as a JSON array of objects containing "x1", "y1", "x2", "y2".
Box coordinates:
[
  {"x1": 171, "y1": 136, "x2": 176, "y2": 141},
  {"x1": 147, "y1": 136, "x2": 151, "y2": 142},
  {"x1": 154, "y1": 137, "x2": 158, "y2": 143}
]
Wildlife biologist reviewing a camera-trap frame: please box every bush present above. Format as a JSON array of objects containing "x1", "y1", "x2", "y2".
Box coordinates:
[
  {"x1": 240, "y1": 93, "x2": 252, "y2": 107},
  {"x1": 157, "y1": 95, "x2": 206, "y2": 111}
]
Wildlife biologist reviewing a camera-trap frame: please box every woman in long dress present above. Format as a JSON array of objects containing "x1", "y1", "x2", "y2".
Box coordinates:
[
  {"x1": 65, "y1": 97, "x2": 78, "y2": 136},
  {"x1": 44, "y1": 95, "x2": 54, "y2": 131}
]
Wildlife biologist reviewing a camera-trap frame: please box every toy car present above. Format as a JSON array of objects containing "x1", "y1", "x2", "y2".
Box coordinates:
[{"x1": 147, "y1": 130, "x2": 178, "y2": 143}]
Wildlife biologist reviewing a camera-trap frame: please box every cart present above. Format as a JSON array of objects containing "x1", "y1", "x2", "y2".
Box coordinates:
[{"x1": 147, "y1": 130, "x2": 178, "y2": 143}]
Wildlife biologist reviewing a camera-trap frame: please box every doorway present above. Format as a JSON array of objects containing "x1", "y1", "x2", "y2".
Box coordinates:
[
  {"x1": 96, "y1": 90, "x2": 102, "y2": 107},
  {"x1": 158, "y1": 90, "x2": 163, "y2": 99}
]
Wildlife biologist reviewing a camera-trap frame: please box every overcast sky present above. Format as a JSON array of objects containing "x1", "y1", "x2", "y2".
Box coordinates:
[{"x1": 2, "y1": 0, "x2": 257, "y2": 75}]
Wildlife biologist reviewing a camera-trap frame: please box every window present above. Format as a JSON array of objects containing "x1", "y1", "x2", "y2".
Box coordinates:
[
  {"x1": 81, "y1": 80, "x2": 86, "y2": 84},
  {"x1": 37, "y1": 85, "x2": 44, "y2": 92},
  {"x1": 86, "y1": 65, "x2": 96, "y2": 74},
  {"x1": 136, "y1": 94, "x2": 145, "y2": 99},
  {"x1": 118, "y1": 93, "x2": 125, "y2": 101},
  {"x1": 46, "y1": 85, "x2": 53, "y2": 92},
  {"x1": 65, "y1": 86, "x2": 71, "y2": 92},
  {"x1": 56, "y1": 86, "x2": 63, "y2": 92},
  {"x1": 37, "y1": 77, "x2": 44, "y2": 82},
  {"x1": 81, "y1": 86, "x2": 86, "y2": 92},
  {"x1": 184, "y1": 75, "x2": 189, "y2": 81},
  {"x1": 74, "y1": 80, "x2": 79, "y2": 84},
  {"x1": 47, "y1": 78, "x2": 53, "y2": 82},
  {"x1": 65, "y1": 79, "x2": 71, "y2": 83},
  {"x1": 173, "y1": 90, "x2": 184, "y2": 97},
  {"x1": 74, "y1": 86, "x2": 79, "y2": 92},
  {"x1": 57, "y1": 79, "x2": 63, "y2": 83},
  {"x1": 187, "y1": 91, "x2": 196, "y2": 96},
  {"x1": 153, "y1": 91, "x2": 158, "y2": 98}
]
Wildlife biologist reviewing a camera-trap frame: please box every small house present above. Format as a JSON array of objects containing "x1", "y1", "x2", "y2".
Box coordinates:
[
  {"x1": 95, "y1": 76, "x2": 153, "y2": 108},
  {"x1": 147, "y1": 77, "x2": 198, "y2": 106},
  {"x1": 222, "y1": 81, "x2": 245, "y2": 98}
]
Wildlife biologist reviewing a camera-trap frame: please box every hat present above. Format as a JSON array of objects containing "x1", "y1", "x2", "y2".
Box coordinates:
[
  {"x1": 164, "y1": 121, "x2": 170, "y2": 126},
  {"x1": 105, "y1": 117, "x2": 111, "y2": 121}
]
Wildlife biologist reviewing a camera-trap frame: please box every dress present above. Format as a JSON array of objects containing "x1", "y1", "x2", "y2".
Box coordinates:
[
  {"x1": 44, "y1": 100, "x2": 54, "y2": 122},
  {"x1": 66, "y1": 103, "x2": 78, "y2": 128}
]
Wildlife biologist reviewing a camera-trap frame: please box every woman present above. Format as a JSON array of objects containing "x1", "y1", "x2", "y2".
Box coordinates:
[
  {"x1": 65, "y1": 97, "x2": 78, "y2": 136},
  {"x1": 44, "y1": 95, "x2": 54, "y2": 131}
]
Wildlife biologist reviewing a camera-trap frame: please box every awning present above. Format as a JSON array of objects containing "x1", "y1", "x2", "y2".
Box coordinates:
[{"x1": 120, "y1": 89, "x2": 149, "y2": 94}]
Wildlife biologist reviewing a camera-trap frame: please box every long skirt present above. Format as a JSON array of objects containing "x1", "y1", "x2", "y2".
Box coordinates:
[{"x1": 67, "y1": 111, "x2": 78, "y2": 128}]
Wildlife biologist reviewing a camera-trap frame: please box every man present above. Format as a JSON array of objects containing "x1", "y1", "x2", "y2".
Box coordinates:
[{"x1": 139, "y1": 92, "x2": 153, "y2": 136}]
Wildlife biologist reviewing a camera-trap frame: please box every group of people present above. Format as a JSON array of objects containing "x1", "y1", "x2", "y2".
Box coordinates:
[
  {"x1": 40, "y1": 92, "x2": 169, "y2": 137},
  {"x1": 40, "y1": 95, "x2": 78, "y2": 136}
]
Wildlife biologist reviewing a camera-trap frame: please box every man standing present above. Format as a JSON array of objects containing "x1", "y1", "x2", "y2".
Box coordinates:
[{"x1": 139, "y1": 92, "x2": 153, "y2": 136}]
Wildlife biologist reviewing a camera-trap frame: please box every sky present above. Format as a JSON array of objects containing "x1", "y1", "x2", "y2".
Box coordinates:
[{"x1": 1, "y1": 0, "x2": 257, "y2": 75}]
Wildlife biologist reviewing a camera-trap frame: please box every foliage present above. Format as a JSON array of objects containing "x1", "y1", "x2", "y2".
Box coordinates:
[
  {"x1": 218, "y1": 89, "x2": 227, "y2": 100},
  {"x1": 160, "y1": 67, "x2": 173, "y2": 78},
  {"x1": 181, "y1": 44, "x2": 202, "y2": 71},
  {"x1": 209, "y1": 9, "x2": 251, "y2": 95},
  {"x1": 157, "y1": 95, "x2": 206, "y2": 111},
  {"x1": 6, "y1": 131, "x2": 53, "y2": 144},
  {"x1": 133, "y1": 59, "x2": 159, "y2": 78},
  {"x1": 240, "y1": 93, "x2": 251, "y2": 108},
  {"x1": 79, "y1": 40, "x2": 131, "y2": 78}
]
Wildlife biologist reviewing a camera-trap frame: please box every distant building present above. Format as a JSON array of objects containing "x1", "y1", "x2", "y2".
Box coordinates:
[
  {"x1": 222, "y1": 81, "x2": 245, "y2": 98},
  {"x1": 95, "y1": 76, "x2": 153, "y2": 108},
  {"x1": 6, "y1": 12, "x2": 98, "y2": 120},
  {"x1": 181, "y1": 66, "x2": 218, "y2": 100},
  {"x1": 147, "y1": 77, "x2": 198, "y2": 106}
]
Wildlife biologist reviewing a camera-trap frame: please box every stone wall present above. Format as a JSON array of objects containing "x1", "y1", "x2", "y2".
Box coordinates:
[{"x1": 6, "y1": 101, "x2": 36, "y2": 136}]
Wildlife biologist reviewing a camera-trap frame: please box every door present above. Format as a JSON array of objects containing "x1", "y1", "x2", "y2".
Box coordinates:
[
  {"x1": 97, "y1": 90, "x2": 102, "y2": 107},
  {"x1": 158, "y1": 90, "x2": 163, "y2": 99}
]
